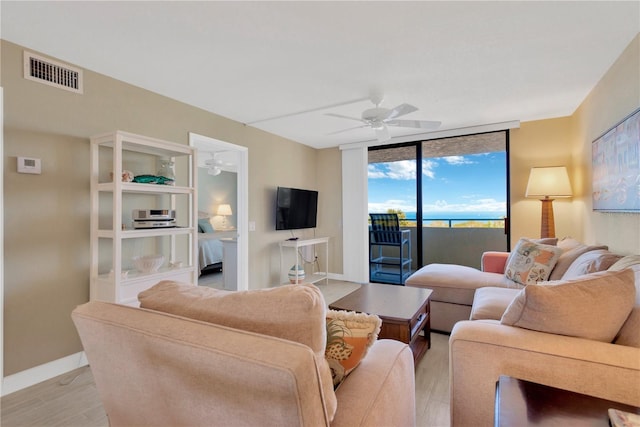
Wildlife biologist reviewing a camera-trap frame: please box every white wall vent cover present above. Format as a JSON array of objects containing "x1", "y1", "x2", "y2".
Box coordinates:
[{"x1": 23, "y1": 51, "x2": 83, "y2": 94}]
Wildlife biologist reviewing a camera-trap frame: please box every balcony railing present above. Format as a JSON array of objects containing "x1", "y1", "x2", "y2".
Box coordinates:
[
  {"x1": 397, "y1": 218, "x2": 506, "y2": 229},
  {"x1": 370, "y1": 218, "x2": 508, "y2": 274}
]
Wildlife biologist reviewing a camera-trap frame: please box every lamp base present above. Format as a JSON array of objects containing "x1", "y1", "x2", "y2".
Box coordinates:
[{"x1": 540, "y1": 198, "x2": 555, "y2": 239}]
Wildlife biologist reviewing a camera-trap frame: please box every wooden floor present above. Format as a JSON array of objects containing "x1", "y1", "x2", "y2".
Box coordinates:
[{"x1": 1, "y1": 281, "x2": 450, "y2": 427}]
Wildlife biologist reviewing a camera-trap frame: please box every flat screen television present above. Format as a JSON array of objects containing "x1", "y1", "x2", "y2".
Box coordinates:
[{"x1": 276, "y1": 186, "x2": 318, "y2": 230}]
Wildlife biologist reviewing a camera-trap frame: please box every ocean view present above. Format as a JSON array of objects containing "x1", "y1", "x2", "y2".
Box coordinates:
[
  {"x1": 402, "y1": 212, "x2": 505, "y2": 220},
  {"x1": 371, "y1": 211, "x2": 506, "y2": 228}
]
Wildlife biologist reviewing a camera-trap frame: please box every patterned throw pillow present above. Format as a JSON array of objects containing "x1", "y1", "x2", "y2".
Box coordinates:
[
  {"x1": 504, "y1": 238, "x2": 562, "y2": 286},
  {"x1": 325, "y1": 309, "x2": 381, "y2": 389}
]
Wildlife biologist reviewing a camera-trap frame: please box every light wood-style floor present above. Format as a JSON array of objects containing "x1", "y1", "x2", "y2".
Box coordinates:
[{"x1": 1, "y1": 281, "x2": 450, "y2": 427}]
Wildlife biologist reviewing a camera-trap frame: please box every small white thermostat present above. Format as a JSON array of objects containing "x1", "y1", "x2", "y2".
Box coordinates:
[{"x1": 18, "y1": 157, "x2": 42, "y2": 174}]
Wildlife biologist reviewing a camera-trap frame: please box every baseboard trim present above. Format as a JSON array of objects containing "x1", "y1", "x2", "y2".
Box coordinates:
[
  {"x1": 327, "y1": 272, "x2": 346, "y2": 281},
  {"x1": 2, "y1": 352, "x2": 88, "y2": 396}
]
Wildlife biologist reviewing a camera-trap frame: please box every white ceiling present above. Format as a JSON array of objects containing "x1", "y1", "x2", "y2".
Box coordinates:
[{"x1": 2, "y1": 1, "x2": 639, "y2": 149}]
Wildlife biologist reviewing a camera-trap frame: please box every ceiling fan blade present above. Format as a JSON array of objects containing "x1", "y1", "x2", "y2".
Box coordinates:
[
  {"x1": 375, "y1": 125, "x2": 390, "y2": 142},
  {"x1": 327, "y1": 124, "x2": 368, "y2": 135},
  {"x1": 385, "y1": 103, "x2": 419, "y2": 120},
  {"x1": 386, "y1": 119, "x2": 441, "y2": 129},
  {"x1": 325, "y1": 113, "x2": 365, "y2": 123}
]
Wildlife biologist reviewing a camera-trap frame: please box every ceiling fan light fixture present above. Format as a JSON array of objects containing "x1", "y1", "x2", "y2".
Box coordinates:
[
  {"x1": 207, "y1": 166, "x2": 221, "y2": 176},
  {"x1": 327, "y1": 95, "x2": 440, "y2": 142}
]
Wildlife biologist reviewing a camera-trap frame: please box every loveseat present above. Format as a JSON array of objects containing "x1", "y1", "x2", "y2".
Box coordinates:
[
  {"x1": 406, "y1": 237, "x2": 617, "y2": 332},
  {"x1": 72, "y1": 282, "x2": 416, "y2": 427}
]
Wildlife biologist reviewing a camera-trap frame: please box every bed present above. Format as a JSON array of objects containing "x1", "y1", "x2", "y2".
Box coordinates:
[{"x1": 198, "y1": 230, "x2": 238, "y2": 274}]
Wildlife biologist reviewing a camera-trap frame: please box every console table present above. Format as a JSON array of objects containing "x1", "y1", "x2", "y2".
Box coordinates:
[
  {"x1": 279, "y1": 237, "x2": 329, "y2": 285},
  {"x1": 495, "y1": 375, "x2": 640, "y2": 426}
]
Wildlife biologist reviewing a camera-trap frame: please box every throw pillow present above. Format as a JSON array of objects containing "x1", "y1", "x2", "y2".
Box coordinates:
[
  {"x1": 560, "y1": 249, "x2": 622, "y2": 280},
  {"x1": 533, "y1": 237, "x2": 559, "y2": 246},
  {"x1": 609, "y1": 256, "x2": 640, "y2": 348},
  {"x1": 325, "y1": 309, "x2": 381, "y2": 389},
  {"x1": 548, "y1": 239, "x2": 608, "y2": 281},
  {"x1": 198, "y1": 218, "x2": 214, "y2": 233},
  {"x1": 501, "y1": 269, "x2": 636, "y2": 342},
  {"x1": 504, "y1": 238, "x2": 562, "y2": 286},
  {"x1": 139, "y1": 281, "x2": 338, "y2": 420}
]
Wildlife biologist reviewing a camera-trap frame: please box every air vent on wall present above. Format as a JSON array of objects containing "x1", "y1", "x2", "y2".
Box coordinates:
[{"x1": 23, "y1": 51, "x2": 83, "y2": 94}]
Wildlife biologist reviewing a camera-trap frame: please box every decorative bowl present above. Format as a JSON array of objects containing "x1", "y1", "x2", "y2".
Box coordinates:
[{"x1": 133, "y1": 255, "x2": 165, "y2": 273}]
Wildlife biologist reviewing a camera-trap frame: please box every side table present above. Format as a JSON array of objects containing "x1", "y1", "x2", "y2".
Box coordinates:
[{"x1": 495, "y1": 375, "x2": 640, "y2": 426}]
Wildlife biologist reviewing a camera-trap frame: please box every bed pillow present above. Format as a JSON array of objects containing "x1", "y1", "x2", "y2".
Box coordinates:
[
  {"x1": 325, "y1": 309, "x2": 381, "y2": 389},
  {"x1": 501, "y1": 269, "x2": 636, "y2": 342},
  {"x1": 139, "y1": 281, "x2": 338, "y2": 420},
  {"x1": 198, "y1": 218, "x2": 214, "y2": 233},
  {"x1": 504, "y1": 238, "x2": 562, "y2": 286}
]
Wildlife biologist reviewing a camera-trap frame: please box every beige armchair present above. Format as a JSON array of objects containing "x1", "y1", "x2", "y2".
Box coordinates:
[{"x1": 72, "y1": 283, "x2": 416, "y2": 427}]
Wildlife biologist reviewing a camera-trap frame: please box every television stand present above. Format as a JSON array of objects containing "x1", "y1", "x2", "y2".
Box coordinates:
[{"x1": 279, "y1": 237, "x2": 329, "y2": 285}]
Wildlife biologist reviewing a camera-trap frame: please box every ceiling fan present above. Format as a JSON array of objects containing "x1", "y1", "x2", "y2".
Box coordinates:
[
  {"x1": 204, "y1": 153, "x2": 224, "y2": 176},
  {"x1": 326, "y1": 95, "x2": 441, "y2": 142}
]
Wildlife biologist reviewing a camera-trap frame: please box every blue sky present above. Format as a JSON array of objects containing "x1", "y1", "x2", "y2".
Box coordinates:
[{"x1": 368, "y1": 152, "x2": 506, "y2": 217}]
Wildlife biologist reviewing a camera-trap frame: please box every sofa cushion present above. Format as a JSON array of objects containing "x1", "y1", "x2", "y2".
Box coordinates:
[
  {"x1": 504, "y1": 238, "x2": 562, "y2": 286},
  {"x1": 561, "y1": 249, "x2": 622, "y2": 280},
  {"x1": 501, "y1": 269, "x2": 636, "y2": 342},
  {"x1": 138, "y1": 281, "x2": 338, "y2": 420},
  {"x1": 609, "y1": 256, "x2": 640, "y2": 348},
  {"x1": 405, "y1": 263, "x2": 517, "y2": 306},
  {"x1": 548, "y1": 238, "x2": 608, "y2": 280},
  {"x1": 470, "y1": 287, "x2": 521, "y2": 321},
  {"x1": 325, "y1": 309, "x2": 381, "y2": 388}
]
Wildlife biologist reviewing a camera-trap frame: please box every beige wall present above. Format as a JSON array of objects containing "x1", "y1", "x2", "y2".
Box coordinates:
[
  {"x1": 508, "y1": 34, "x2": 639, "y2": 251},
  {"x1": 2, "y1": 40, "x2": 319, "y2": 375},
  {"x1": 316, "y1": 147, "x2": 344, "y2": 274},
  {"x1": 573, "y1": 34, "x2": 640, "y2": 254},
  {"x1": 509, "y1": 117, "x2": 579, "y2": 245}
]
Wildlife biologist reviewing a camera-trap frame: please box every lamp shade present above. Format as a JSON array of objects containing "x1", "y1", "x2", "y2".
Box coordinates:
[
  {"x1": 216, "y1": 204, "x2": 232, "y2": 216},
  {"x1": 525, "y1": 166, "x2": 573, "y2": 198}
]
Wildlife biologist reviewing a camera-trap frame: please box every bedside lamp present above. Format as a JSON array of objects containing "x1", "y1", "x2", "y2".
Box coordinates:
[
  {"x1": 526, "y1": 166, "x2": 572, "y2": 238},
  {"x1": 217, "y1": 204, "x2": 233, "y2": 230}
]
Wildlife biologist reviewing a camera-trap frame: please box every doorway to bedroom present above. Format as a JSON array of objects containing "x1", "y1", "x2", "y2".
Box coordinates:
[{"x1": 189, "y1": 133, "x2": 249, "y2": 291}]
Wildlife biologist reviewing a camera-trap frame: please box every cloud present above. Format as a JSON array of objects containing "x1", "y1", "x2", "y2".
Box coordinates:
[
  {"x1": 443, "y1": 156, "x2": 475, "y2": 165},
  {"x1": 423, "y1": 198, "x2": 506, "y2": 213},
  {"x1": 368, "y1": 200, "x2": 416, "y2": 213},
  {"x1": 367, "y1": 164, "x2": 387, "y2": 179},
  {"x1": 368, "y1": 160, "x2": 419, "y2": 180},
  {"x1": 422, "y1": 159, "x2": 437, "y2": 179}
]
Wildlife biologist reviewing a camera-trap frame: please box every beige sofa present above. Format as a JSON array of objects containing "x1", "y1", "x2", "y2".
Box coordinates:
[
  {"x1": 72, "y1": 283, "x2": 416, "y2": 427},
  {"x1": 406, "y1": 238, "x2": 616, "y2": 332},
  {"x1": 449, "y1": 256, "x2": 640, "y2": 427}
]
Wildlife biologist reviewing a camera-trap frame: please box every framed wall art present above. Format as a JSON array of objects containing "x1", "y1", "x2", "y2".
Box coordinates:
[{"x1": 592, "y1": 107, "x2": 640, "y2": 212}]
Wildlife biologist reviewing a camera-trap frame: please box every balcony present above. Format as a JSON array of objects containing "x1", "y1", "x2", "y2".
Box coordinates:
[{"x1": 370, "y1": 218, "x2": 507, "y2": 282}]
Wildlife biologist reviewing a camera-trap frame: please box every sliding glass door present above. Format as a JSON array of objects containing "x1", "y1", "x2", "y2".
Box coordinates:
[{"x1": 368, "y1": 131, "x2": 509, "y2": 275}]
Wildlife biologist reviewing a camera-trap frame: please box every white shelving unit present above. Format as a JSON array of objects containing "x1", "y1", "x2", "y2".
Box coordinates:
[
  {"x1": 90, "y1": 131, "x2": 198, "y2": 306},
  {"x1": 279, "y1": 237, "x2": 329, "y2": 285}
]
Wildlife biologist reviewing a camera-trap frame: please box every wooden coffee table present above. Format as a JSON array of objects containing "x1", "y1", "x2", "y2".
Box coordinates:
[{"x1": 329, "y1": 283, "x2": 432, "y2": 364}]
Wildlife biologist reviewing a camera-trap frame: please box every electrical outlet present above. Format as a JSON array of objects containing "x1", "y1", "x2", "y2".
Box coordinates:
[{"x1": 249, "y1": 221, "x2": 256, "y2": 231}]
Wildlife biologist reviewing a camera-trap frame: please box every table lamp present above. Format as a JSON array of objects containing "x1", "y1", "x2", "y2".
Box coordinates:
[
  {"x1": 217, "y1": 204, "x2": 233, "y2": 230},
  {"x1": 525, "y1": 166, "x2": 572, "y2": 238}
]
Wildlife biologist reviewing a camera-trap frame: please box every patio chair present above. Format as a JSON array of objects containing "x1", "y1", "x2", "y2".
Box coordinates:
[{"x1": 369, "y1": 213, "x2": 412, "y2": 285}]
